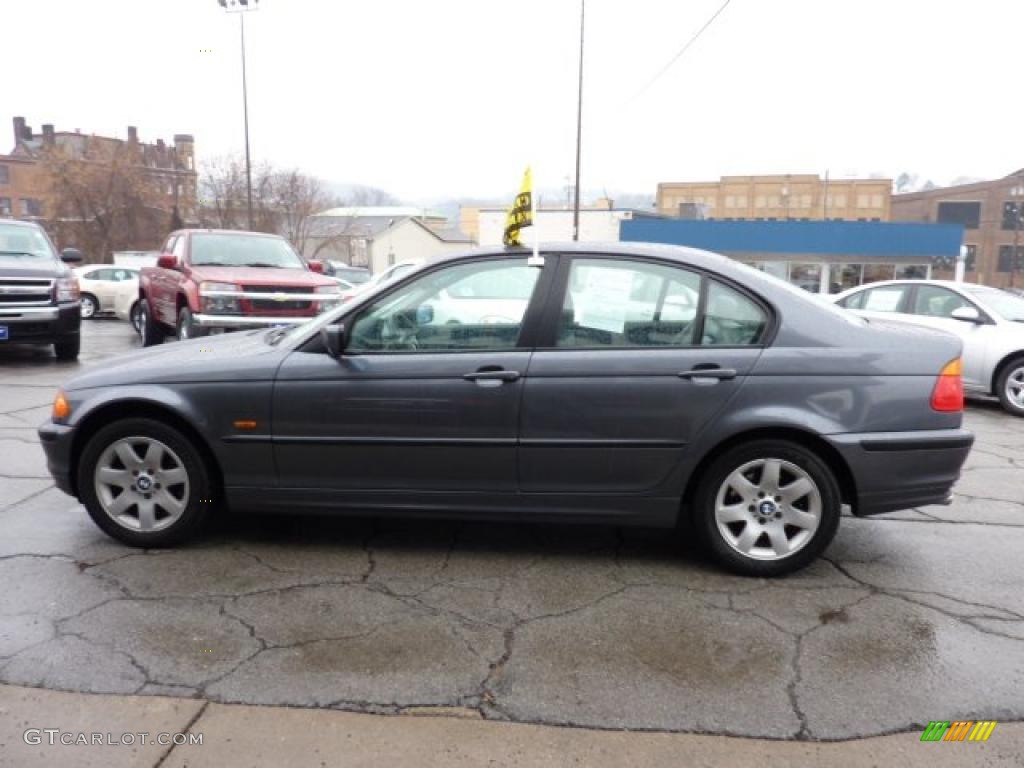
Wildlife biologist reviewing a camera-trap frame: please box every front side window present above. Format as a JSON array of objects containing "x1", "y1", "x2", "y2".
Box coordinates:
[
  {"x1": 348, "y1": 259, "x2": 540, "y2": 352},
  {"x1": 912, "y1": 285, "x2": 971, "y2": 318}
]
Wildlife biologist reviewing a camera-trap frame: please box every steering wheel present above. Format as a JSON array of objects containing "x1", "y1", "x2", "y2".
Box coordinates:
[{"x1": 381, "y1": 311, "x2": 419, "y2": 350}]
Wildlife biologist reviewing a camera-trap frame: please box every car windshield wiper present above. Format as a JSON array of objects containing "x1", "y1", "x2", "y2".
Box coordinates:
[
  {"x1": 0, "y1": 250, "x2": 43, "y2": 257},
  {"x1": 265, "y1": 326, "x2": 290, "y2": 345},
  {"x1": 241, "y1": 262, "x2": 286, "y2": 268}
]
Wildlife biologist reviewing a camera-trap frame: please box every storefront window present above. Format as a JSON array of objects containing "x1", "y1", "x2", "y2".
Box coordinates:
[
  {"x1": 830, "y1": 263, "x2": 863, "y2": 293},
  {"x1": 862, "y1": 264, "x2": 895, "y2": 284},
  {"x1": 894, "y1": 264, "x2": 929, "y2": 279},
  {"x1": 788, "y1": 263, "x2": 821, "y2": 292}
]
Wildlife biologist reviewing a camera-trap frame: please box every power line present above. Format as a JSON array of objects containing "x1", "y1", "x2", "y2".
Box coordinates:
[{"x1": 626, "y1": 0, "x2": 734, "y2": 105}]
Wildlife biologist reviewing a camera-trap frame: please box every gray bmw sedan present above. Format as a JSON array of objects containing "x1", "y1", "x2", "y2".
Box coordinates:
[{"x1": 38, "y1": 244, "x2": 973, "y2": 576}]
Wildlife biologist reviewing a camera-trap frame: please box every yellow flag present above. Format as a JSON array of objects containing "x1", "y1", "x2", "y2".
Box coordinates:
[{"x1": 503, "y1": 167, "x2": 533, "y2": 246}]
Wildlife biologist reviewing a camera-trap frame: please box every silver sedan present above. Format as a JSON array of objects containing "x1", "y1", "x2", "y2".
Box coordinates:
[{"x1": 834, "y1": 279, "x2": 1024, "y2": 416}]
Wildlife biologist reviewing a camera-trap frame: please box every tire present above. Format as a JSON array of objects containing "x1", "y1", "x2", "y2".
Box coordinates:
[
  {"x1": 53, "y1": 336, "x2": 80, "y2": 361},
  {"x1": 130, "y1": 301, "x2": 143, "y2": 335},
  {"x1": 80, "y1": 294, "x2": 98, "y2": 320},
  {"x1": 995, "y1": 357, "x2": 1024, "y2": 417},
  {"x1": 140, "y1": 301, "x2": 164, "y2": 347},
  {"x1": 693, "y1": 439, "x2": 841, "y2": 577},
  {"x1": 176, "y1": 306, "x2": 207, "y2": 341},
  {"x1": 77, "y1": 418, "x2": 213, "y2": 547}
]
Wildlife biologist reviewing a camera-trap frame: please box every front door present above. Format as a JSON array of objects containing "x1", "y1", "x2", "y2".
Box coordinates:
[
  {"x1": 273, "y1": 256, "x2": 550, "y2": 492},
  {"x1": 519, "y1": 255, "x2": 768, "y2": 495}
]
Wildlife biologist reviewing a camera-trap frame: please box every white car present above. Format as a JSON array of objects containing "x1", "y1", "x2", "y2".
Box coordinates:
[
  {"x1": 833, "y1": 280, "x2": 1024, "y2": 416},
  {"x1": 74, "y1": 265, "x2": 141, "y2": 327}
]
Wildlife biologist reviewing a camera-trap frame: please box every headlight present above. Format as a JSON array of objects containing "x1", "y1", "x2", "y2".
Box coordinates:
[
  {"x1": 199, "y1": 282, "x2": 241, "y2": 314},
  {"x1": 316, "y1": 284, "x2": 341, "y2": 312},
  {"x1": 56, "y1": 277, "x2": 79, "y2": 303}
]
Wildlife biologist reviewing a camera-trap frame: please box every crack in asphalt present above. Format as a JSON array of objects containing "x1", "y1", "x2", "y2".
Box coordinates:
[{"x1": 153, "y1": 700, "x2": 209, "y2": 768}]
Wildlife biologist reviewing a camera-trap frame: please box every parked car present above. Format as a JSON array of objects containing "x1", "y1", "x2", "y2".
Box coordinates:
[
  {"x1": 138, "y1": 229, "x2": 342, "y2": 345},
  {"x1": 74, "y1": 265, "x2": 139, "y2": 321},
  {"x1": 0, "y1": 219, "x2": 83, "y2": 360},
  {"x1": 366, "y1": 261, "x2": 419, "y2": 289},
  {"x1": 834, "y1": 280, "x2": 1024, "y2": 416},
  {"x1": 40, "y1": 243, "x2": 973, "y2": 576},
  {"x1": 326, "y1": 262, "x2": 372, "y2": 286}
]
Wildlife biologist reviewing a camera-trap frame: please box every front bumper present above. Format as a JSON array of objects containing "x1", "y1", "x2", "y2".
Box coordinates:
[
  {"x1": 193, "y1": 313, "x2": 319, "y2": 329},
  {"x1": 825, "y1": 428, "x2": 974, "y2": 516},
  {"x1": 38, "y1": 421, "x2": 77, "y2": 496},
  {"x1": 0, "y1": 303, "x2": 80, "y2": 343}
]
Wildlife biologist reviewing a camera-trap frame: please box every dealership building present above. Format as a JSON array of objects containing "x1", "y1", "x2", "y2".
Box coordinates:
[{"x1": 620, "y1": 219, "x2": 964, "y2": 294}]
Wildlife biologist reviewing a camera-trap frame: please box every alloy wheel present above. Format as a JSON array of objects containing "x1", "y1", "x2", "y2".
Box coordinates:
[
  {"x1": 714, "y1": 457, "x2": 822, "y2": 561},
  {"x1": 1005, "y1": 365, "x2": 1024, "y2": 410},
  {"x1": 80, "y1": 295, "x2": 96, "y2": 319},
  {"x1": 93, "y1": 437, "x2": 190, "y2": 532}
]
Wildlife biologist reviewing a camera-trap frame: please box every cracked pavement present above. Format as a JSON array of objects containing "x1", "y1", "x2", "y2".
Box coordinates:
[{"x1": 1, "y1": 321, "x2": 1022, "y2": 740}]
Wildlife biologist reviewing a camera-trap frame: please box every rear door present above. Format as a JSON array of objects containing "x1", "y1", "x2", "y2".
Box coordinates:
[{"x1": 518, "y1": 254, "x2": 770, "y2": 495}]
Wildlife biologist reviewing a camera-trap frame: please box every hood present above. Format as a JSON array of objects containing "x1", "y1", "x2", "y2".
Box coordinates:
[
  {"x1": 62, "y1": 330, "x2": 289, "y2": 391},
  {"x1": 186, "y1": 264, "x2": 336, "y2": 287},
  {"x1": 0, "y1": 256, "x2": 67, "y2": 278}
]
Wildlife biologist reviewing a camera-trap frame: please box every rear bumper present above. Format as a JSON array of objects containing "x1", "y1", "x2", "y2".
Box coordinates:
[
  {"x1": 825, "y1": 428, "x2": 974, "y2": 516},
  {"x1": 38, "y1": 421, "x2": 76, "y2": 496},
  {"x1": 0, "y1": 304, "x2": 80, "y2": 343}
]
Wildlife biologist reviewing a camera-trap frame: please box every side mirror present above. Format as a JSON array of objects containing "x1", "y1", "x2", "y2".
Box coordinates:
[
  {"x1": 307, "y1": 260, "x2": 325, "y2": 274},
  {"x1": 951, "y1": 306, "x2": 982, "y2": 324},
  {"x1": 321, "y1": 323, "x2": 347, "y2": 358},
  {"x1": 61, "y1": 247, "x2": 83, "y2": 263},
  {"x1": 157, "y1": 253, "x2": 179, "y2": 270}
]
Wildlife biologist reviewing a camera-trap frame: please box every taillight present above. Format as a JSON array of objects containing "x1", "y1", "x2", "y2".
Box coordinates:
[{"x1": 931, "y1": 358, "x2": 964, "y2": 412}]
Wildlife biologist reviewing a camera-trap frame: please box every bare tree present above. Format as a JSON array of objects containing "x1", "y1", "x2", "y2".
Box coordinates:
[{"x1": 39, "y1": 140, "x2": 167, "y2": 262}]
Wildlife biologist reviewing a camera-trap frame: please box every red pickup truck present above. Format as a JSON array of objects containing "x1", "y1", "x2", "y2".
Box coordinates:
[{"x1": 138, "y1": 229, "x2": 341, "y2": 345}]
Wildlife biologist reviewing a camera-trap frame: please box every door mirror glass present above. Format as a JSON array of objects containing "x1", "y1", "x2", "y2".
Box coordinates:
[
  {"x1": 157, "y1": 253, "x2": 179, "y2": 270},
  {"x1": 60, "y1": 247, "x2": 83, "y2": 263},
  {"x1": 321, "y1": 324, "x2": 347, "y2": 358},
  {"x1": 951, "y1": 306, "x2": 981, "y2": 323}
]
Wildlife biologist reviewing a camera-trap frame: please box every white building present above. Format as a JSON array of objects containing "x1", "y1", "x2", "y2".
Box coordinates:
[
  {"x1": 302, "y1": 207, "x2": 471, "y2": 274},
  {"x1": 477, "y1": 208, "x2": 643, "y2": 246}
]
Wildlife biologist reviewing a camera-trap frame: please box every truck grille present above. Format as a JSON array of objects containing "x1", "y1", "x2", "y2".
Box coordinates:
[
  {"x1": 0, "y1": 278, "x2": 53, "y2": 306},
  {"x1": 242, "y1": 285, "x2": 313, "y2": 312}
]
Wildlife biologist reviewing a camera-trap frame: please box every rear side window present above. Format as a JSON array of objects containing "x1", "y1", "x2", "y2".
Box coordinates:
[
  {"x1": 555, "y1": 258, "x2": 767, "y2": 348},
  {"x1": 860, "y1": 285, "x2": 908, "y2": 312}
]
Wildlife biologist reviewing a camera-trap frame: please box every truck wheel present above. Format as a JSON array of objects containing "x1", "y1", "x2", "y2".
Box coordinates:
[
  {"x1": 693, "y1": 439, "x2": 841, "y2": 577},
  {"x1": 140, "y1": 301, "x2": 163, "y2": 347},
  {"x1": 80, "y1": 294, "x2": 98, "y2": 319},
  {"x1": 77, "y1": 418, "x2": 213, "y2": 547},
  {"x1": 130, "y1": 302, "x2": 143, "y2": 335},
  {"x1": 54, "y1": 336, "x2": 80, "y2": 361},
  {"x1": 177, "y1": 307, "x2": 207, "y2": 340}
]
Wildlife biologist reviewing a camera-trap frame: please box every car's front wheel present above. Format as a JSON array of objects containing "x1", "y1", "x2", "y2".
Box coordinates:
[
  {"x1": 996, "y1": 357, "x2": 1024, "y2": 417},
  {"x1": 130, "y1": 301, "x2": 143, "y2": 335},
  {"x1": 139, "y1": 301, "x2": 163, "y2": 347},
  {"x1": 176, "y1": 306, "x2": 207, "y2": 341},
  {"x1": 77, "y1": 418, "x2": 212, "y2": 547},
  {"x1": 693, "y1": 439, "x2": 841, "y2": 577}
]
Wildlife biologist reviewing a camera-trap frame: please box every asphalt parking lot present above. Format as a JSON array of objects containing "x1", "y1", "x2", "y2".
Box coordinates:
[{"x1": 1, "y1": 320, "x2": 1022, "y2": 741}]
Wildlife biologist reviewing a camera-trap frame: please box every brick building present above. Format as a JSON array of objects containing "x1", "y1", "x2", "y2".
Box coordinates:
[
  {"x1": 890, "y1": 170, "x2": 1024, "y2": 288},
  {"x1": 0, "y1": 116, "x2": 198, "y2": 248}
]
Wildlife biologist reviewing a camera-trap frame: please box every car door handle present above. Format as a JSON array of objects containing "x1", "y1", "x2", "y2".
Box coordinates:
[
  {"x1": 463, "y1": 369, "x2": 521, "y2": 382},
  {"x1": 677, "y1": 367, "x2": 737, "y2": 381}
]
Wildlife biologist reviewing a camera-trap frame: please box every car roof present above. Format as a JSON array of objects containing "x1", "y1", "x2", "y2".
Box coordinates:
[
  {"x1": 172, "y1": 228, "x2": 285, "y2": 239},
  {"x1": 0, "y1": 219, "x2": 44, "y2": 230}
]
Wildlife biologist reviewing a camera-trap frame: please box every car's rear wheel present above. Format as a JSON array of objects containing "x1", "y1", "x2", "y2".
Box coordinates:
[
  {"x1": 77, "y1": 418, "x2": 212, "y2": 547},
  {"x1": 140, "y1": 301, "x2": 163, "y2": 347},
  {"x1": 694, "y1": 439, "x2": 841, "y2": 577},
  {"x1": 80, "y1": 294, "x2": 98, "y2": 319},
  {"x1": 176, "y1": 306, "x2": 206, "y2": 340},
  {"x1": 996, "y1": 357, "x2": 1024, "y2": 417}
]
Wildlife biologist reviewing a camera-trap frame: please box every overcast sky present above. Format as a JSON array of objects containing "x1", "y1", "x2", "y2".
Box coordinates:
[{"x1": 4, "y1": 0, "x2": 1021, "y2": 204}]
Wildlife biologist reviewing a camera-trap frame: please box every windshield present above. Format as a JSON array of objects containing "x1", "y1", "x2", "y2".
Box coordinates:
[
  {"x1": 963, "y1": 286, "x2": 1024, "y2": 322},
  {"x1": 190, "y1": 233, "x2": 306, "y2": 269},
  {"x1": 0, "y1": 223, "x2": 57, "y2": 263}
]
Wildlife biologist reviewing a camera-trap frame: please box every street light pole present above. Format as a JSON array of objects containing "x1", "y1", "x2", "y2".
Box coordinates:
[
  {"x1": 218, "y1": 0, "x2": 258, "y2": 230},
  {"x1": 572, "y1": 0, "x2": 585, "y2": 242}
]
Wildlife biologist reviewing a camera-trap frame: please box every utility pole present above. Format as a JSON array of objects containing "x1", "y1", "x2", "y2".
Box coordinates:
[
  {"x1": 218, "y1": 0, "x2": 258, "y2": 230},
  {"x1": 572, "y1": 0, "x2": 585, "y2": 241}
]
